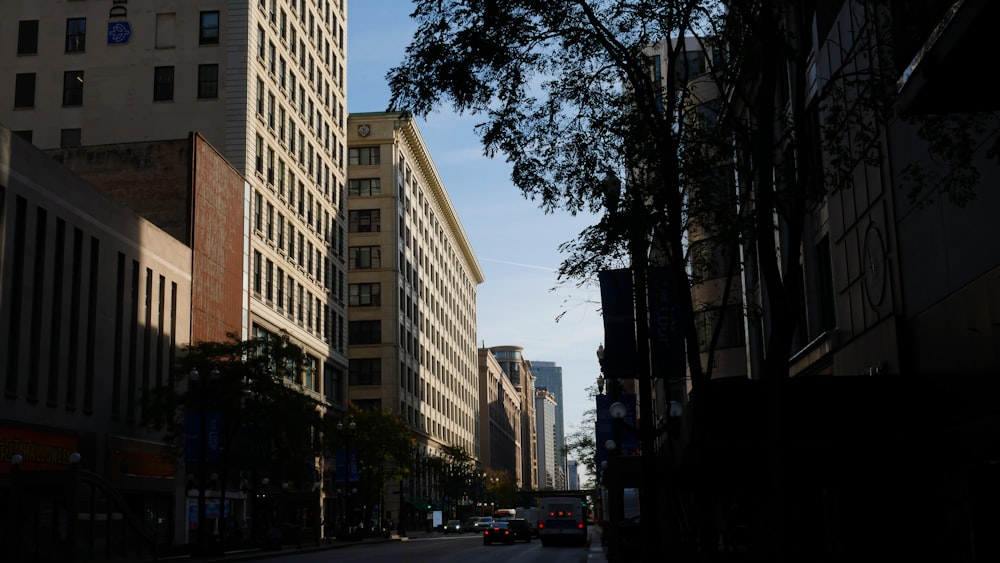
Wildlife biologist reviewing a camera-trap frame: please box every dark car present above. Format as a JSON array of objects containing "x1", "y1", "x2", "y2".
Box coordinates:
[
  {"x1": 505, "y1": 518, "x2": 531, "y2": 542},
  {"x1": 483, "y1": 521, "x2": 515, "y2": 545},
  {"x1": 443, "y1": 519, "x2": 463, "y2": 533}
]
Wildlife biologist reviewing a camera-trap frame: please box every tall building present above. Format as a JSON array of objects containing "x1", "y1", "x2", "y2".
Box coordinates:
[
  {"x1": 346, "y1": 112, "x2": 484, "y2": 526},
  {"x1": 488, "y1": 345, "x2": 537, "y2": 491},
  {"x1": 566, "y1": 459, "x2": 580, "y2": 491},
  {"x1": 534, "y1": 388, "x2": 558, "y2": 490},
  {"x1": 530, "y1": 360, "x2": 567, "y2": 487},
  {"x1": 0, "y1": 0, "x2": 351, "y2": 400},
  {"x1": 0, "y1": 0, "x2": 352, "y2": 548}
]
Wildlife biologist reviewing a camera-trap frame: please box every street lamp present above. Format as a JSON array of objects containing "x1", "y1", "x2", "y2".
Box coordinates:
[{"x1": 336, "y1": 417, "x2": 356, "y2": 538}]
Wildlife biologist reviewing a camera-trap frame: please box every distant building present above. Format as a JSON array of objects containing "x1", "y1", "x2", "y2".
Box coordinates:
[
  {"x1": 488, "y1": 345, "x2": 537, "y2": 491},
  {"x1": 534, "y1": 388, "x2": 558, "y2": 489},
  {"x1": 530, "y1": 361, "x2": 567, "y2": 486},
  {"x1": 567, "y1": 459, "x2": 580, "y2": 491},
  {"x1": 477, "y1": 348, "x2": 522, "y2": 483}
]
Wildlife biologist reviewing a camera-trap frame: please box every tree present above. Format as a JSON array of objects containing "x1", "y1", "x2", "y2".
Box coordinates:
[
  {"x1": 387, "y1": 1, "x2": 996, "y2": 560},
  {"x1": 141, "y1": 331, "x2": 323, "y2": 550},
  {"x1": 323, "y1": 407, "x2": 414, "y2": 536}
]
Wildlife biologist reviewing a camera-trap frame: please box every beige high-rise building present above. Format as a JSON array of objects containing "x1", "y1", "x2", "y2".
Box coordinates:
[
  {"x1": 1, "y1": 0, "x2": 350, "y2": 393},
  {"x1": 346, "y1": 112, "x2": 484, "y2": 526},
  {"x1": 1, "y1": 0, "x2": 351, "y2": 543}
]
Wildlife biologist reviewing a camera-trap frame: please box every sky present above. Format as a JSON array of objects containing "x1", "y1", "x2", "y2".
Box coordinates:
[{"x1": 346, "y1": 1, "x2": 605, "y2": 467}]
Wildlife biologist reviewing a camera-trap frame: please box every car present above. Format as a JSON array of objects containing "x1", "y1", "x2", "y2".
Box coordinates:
[
  {"x1": 462, "y1": 517, "x2": 480, "y2": 532},
  {"x1": 472, "y1": 516, "x2": 494, "y2": 532},
  {"x1": 443, "y1": 519, "x2": 462, "y2": 533},
  {"x1": 483, "y1": 521, "x2": 515, "y2": 545},
  {"x1": 505, "y1": 518, "x2": 531, "y2": 542}
]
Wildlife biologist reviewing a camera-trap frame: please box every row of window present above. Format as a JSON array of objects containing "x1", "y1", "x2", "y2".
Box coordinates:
[
  {"x1": 16, "y1": 13, "x2": 219, "y2": 56},
  {"x1": 152, "y1": 65, "x2": 220, "y2": 101},
  {"x1": 11, "y1": 129, "x2": 81, "y2": 149},
  {"x1": 14, "y1": 66, "x2": 218, "y2": 110},
  {"x1": 253, "y1": 191, "x2": 336, "y2": 295},
  {"x1": 252, "y1": 249, "x2": 343, "y2": 345}
]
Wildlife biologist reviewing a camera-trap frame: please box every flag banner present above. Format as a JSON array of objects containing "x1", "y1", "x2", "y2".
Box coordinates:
[
  {"x1": 599, "y1": 269, "x2": 637, "y2": 380},
  {"x1": 648, "y1": 266, "x2": 686, "y2": 381}
]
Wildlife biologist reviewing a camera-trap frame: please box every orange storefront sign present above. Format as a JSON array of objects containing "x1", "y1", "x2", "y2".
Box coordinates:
[{"x1": 0, "y1": 427, "x2": 79, "y2": 472}]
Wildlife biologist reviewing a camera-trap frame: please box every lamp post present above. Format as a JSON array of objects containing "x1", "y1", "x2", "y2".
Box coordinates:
[
  {"x1": 337, "y1": 418, "x2": 356, "y2": 539},
  {"x1": 189, "y1": 366, "x2": 219, "y2": 550},
  {"x1": 9, "y1": 454, "x2": 23, "y2": 561}
]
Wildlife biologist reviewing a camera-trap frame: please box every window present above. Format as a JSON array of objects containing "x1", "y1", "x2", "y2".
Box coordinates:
[
  {"x1": 13, "y1": 130, "x2": 32, "y2": 143},
  {"x1": 18, "y1": 20, "x2": 39, "y2": 55},
  {"x1": 257, "y1": 25, "x2": 266, "y2": 59},
  {"x1": 62, "y1": 70, "x2": 84, "y2": 106},
  {"x1": 348, "y1": 209, "x2": 380, "y2": 232},
  {"x1": 265, "y1": 259, "x2": 273, "y2": 301},
  {"x1": 197, "y1": 64, "x2": 218, "y2": 99},
  {"x1": 253, "y1": 250, "x2": 262, "y2": 293},
  {"x1": 349, "y1": 320, "x2": 381, "y2": 344},
  {"x1": 267, "y1": 92, "x2": 275, "y2": 128},
  {"x1": 349, "y1": 283, "x2": 381, "y2": 306},
  {"x1": 349, "y1": 146, "x2": 380, "y2": 165},
  {"x1": 60, "y1": 128, "x2": 81, "y2": 148},
  {"x1": 348, "y1": 178, "x2": 381, "y2": 196},
  {"x1": 199, "y1": 11, "x2": 220, "y2": 45},
  {"x1": 255, "y1": 134, "x2": 264, "y2": 173},
  {"x1": 349, "y1": 358, "x2": 381, "y2": 385},
  {"x1": 267, "y1": 146, "x2": 275, "y2": 184},
  {"x1": 348, "y1": 246, "x2": 380, "y2": 269},
  {"x1": 155, "y1": 13, "x2": 176, "y2": 48},
  {"x1": 65, "y1": 18, "x2": 86, "y2": 52},
  {"x1": 256, "y1": 78, "x2": 265, "y2": 115},
  {"x1": 14, "y1": 73, "x2": 36, "y2": 108},
  {"x1": 153, "y1": 66, "x2": 174, "y2": 101}
]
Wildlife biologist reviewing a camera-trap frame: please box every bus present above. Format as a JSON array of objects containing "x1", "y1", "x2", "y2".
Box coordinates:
[{"x1": 537, "y1": 496, "x2": 588, "y2": 547}]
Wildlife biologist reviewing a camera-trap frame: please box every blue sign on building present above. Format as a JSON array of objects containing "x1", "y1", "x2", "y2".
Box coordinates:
[{"x1": 107, "y1": 21, "x2": 131, "y2": 45}]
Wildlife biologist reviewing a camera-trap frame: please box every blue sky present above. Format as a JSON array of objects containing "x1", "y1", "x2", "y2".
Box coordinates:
[{"x1": 347, "y1": 1, "x2": 605, "y2": 460}]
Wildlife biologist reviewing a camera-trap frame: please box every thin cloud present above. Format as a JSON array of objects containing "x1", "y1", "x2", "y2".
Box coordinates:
[{"x1": 480, "y1": 258, "x2": 558, "y2": 271}]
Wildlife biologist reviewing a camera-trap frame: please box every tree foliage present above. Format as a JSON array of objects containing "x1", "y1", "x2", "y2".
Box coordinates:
[{"x1": 141, "y1": 331, "x2": 324, "y2": 485}]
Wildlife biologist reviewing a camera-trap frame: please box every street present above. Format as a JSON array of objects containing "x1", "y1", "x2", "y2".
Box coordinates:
[{"x1": 242, "y1": 532, "x2": 592, "y2": 563}]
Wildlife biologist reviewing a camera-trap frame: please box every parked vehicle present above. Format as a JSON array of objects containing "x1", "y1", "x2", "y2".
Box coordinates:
[
  {"x1": 483, "y1": 521, "x2": 514, "y2": 545},
  {"x1": 443, "y1": 519, "x2": 462, "y2": 533},
  {"x1": 538, "y1": 496, "x2": 588, "y2": 547},
  {"x1": 505, "y1": 518, "x2": 532, "y2": 542}
]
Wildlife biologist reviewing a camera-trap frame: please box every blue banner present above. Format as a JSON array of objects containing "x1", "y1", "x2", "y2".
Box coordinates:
[
  {"x1": 648, "y1": 266, "x2": 686, "y2": 380},
  {"x1": 185, "y1": 411, "x2": 223, "y2": 462},
  {"x1": 595, "y1": 395, "x2": 613, "y2": 478},
  {"x1": 599, "y1": 269, "x2": 636, "y2": 380},
  {"x1": 335, "y1": 449, "x2": 360, "y2": 483}
]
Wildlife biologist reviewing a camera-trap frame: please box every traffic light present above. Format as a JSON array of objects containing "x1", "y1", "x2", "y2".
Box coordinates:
[{"x1": 426, "y1": 503, "x2": 432, "y2": 510}]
